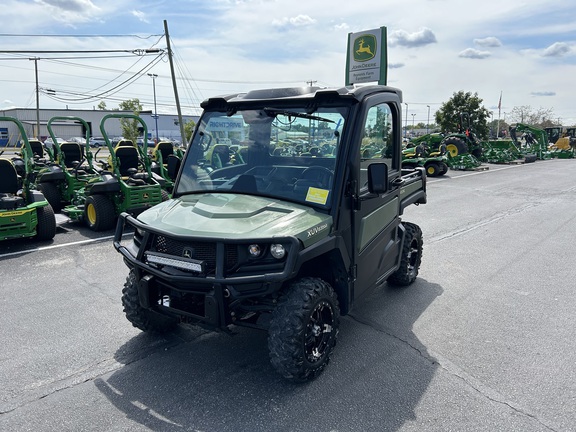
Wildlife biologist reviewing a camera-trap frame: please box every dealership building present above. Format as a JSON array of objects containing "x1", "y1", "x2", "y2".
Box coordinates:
[{"x1": 0, "y1": 108, "x2": 199, "y2": 147}]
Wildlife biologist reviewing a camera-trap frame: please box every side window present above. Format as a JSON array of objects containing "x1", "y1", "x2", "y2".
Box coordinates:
[{"x1": 360, "y1": 103, "x2": 395, "y2": 188}]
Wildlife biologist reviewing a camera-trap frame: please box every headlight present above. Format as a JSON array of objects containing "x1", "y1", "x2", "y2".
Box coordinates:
[
  {"x1": 248, "y1": 244, "x2": 262, "y2": 258},
  {"x1": 270, "y1": 243, "x2": 286, "y2": 259}
]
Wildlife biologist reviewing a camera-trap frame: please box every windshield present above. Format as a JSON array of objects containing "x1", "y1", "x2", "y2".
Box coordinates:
[{"x1": 176, "y1": 106, "x2": 347, "y2": 209}]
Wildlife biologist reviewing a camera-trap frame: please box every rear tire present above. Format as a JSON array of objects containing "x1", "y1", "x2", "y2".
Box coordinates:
[
  {"x1": 442, "y1": 137, "x2": 468, "y2": 157},
  {"x1": 35, "y1": 204, "x2": 56, "y2": 240},
  {"x1": 122, "y1": 270, "x2": 177, "y2": 333},
  {"x1": 37, "y1": 182, "x2": 61, "y2": 213},
  {"x1": 388, "y1": 222, "x2": 423, "y2": 286},
  {"x1": 438, "y1": 162, "x2": 449, "y2": 176},
  {"x1": 268, "y1": 277, "x2": 340, "y2": 382},
  {"x1": 84, "y1": 195, "x2": 116, "y2": 231}
]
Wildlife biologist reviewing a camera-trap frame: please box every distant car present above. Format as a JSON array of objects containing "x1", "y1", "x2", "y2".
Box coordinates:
[
  {"x1": 89, "y1": 137, "x2": 106, "y2": 148},
  {"x1": 68, "y1": 136, "x2": 89, "y2": 145},
  {"x1": 43, "y1": 137, "x2": 67, "y2": 150}
]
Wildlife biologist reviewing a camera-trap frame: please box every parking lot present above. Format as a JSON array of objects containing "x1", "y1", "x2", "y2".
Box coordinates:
[{"x1": 1, "y1": 159, "x2": 575, "y2": 431}]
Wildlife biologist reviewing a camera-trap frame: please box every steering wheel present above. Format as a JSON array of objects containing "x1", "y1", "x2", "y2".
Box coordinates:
[{"x1": 299, "y1": 166, "x2": 334, "y2": 189}]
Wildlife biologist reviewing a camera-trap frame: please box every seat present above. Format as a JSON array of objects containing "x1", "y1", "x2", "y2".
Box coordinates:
[
  {"x1": 116, "y1": 139, "x2": 135, "y2": 148},
  {"x1": 114, "y1": 146, "x2": 140, "y2": 177},
  {"x1": 211, "y1": 144, "x2": 232, "y2": 168},
  {"x1": 166, "y1": 154, "x2": 181, "y2": 180},
  {"x1": 232, "y1": 174, "x2": 258, "y2": 193},
  {"x1": 0, "y1": 158, "x2": 24, "y2": 209},
  {"x1": 29, "y1": 140, "x2": 45, "y2": 158},
  {"x1": 59, "y1": 142, "x2": 84, "y2": 168},
  {"x1": 153, "y1": 141, "x2": 174, "y2": 163}
]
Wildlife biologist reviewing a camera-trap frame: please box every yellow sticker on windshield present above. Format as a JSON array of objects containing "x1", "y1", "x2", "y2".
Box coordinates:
[{"x1": 306, "y1": 187, "x2": 329, "y2": 205}]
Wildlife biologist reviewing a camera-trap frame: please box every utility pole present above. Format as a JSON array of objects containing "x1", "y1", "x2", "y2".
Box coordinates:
[
  {"x1": 306, "y1": 80, "x2": 317, "y2": 87},
  {"x1": 426, "y1": 105, "x2": 430, "y2": 134},
  {"x1": 164, "y1": 20, "x2": 186, "y2": 147},
  {"x1": 30, "y1": 57, "x2": 40, "y2": 138},
  {"x1": 148, "y1": 73, "x2": 159, "y2": 143}
]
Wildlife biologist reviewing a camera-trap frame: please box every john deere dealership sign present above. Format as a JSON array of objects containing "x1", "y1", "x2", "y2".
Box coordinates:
[{"x1": 346, "y1": 27, "x2": 388, "y2": 85}]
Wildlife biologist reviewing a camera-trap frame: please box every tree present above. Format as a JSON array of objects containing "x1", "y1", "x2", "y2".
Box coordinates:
[
  {"x1": 97, "y1": 101, "x2": 107, "y2": 110},
  {"x1": 507, "y1": 105, "x2": 556, "y2": 128},
  {"x1": 435, "y1": 91, "x2": 492, "y2": 139},
  {"x1": 118, "y1": 98, "x2": 143, "y2": 143},
  {"x1": 183, "y1": 119, "x2": 196, "y2": 142}
]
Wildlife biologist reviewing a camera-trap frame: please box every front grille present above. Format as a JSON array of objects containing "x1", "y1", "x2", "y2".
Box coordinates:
[{"x1": 153, "y1": 235, "x2": 238, "y2": 273}]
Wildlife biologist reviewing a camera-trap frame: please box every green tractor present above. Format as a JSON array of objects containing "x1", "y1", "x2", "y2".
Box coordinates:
[
  {"x1": 409, "y1": 113, "x2": 486, "y2": 171},
  {"x1": 62, "y1": 114, "x2": 166, "y2": 231},
  {"x1": 509, "y1": 123, "x2": 555, "y2": 160},
  {"x1": 34, "y1": 116, "x2": 103, "y2": 212},
  {"x1": 0, "y1": 117, "x2": 56, "y2": 242}
]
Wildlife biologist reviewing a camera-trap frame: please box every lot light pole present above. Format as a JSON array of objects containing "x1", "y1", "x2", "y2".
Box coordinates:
[
  {"x1": 411, "y1": 113, "x2": 416, "y2": 135},
  {"x1": 426, "y1": 105, "x2": 430, "y2": 134},
  {"x1": 404, "y1": 103, "x2": 408, "y2": 138},
  {"x1": 148, "y1": 73, "x2": 159, "y2": 143}
]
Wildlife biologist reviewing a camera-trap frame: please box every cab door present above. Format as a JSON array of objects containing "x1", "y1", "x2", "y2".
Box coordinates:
[{"x1": 352, "y1": 98, "x2": 402, "y2": 298}]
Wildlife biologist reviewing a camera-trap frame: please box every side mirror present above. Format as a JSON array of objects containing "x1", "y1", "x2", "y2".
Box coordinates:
[{"x1": 367, "y1": 162, "x2": 388, "y2": 194}]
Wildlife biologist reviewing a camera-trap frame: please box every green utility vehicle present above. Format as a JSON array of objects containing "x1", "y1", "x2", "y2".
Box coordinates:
[
  {"x1": 62, "y1": 114, "x2": 165, "y2": 231},
  {"x1": 113, "y1": 85, "x2": 427, "y2": 382},
  {"x1": 35, "y1": 116, "x2": 102, "y2": 212},
  {"x1": 402, "y1": 142, "x2": 449, "y2": 176},
  {"x1": 0, "y1": 117, "x2": 56, "y2": 241}
]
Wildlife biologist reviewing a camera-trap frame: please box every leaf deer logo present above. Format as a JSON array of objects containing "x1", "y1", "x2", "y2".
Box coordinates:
[{"x1": 353, "y1": 35, "x2": 377, "y2": 62}]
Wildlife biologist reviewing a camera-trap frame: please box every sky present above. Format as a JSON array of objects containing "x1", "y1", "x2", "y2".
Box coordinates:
[{"x1": 1, "y1": 0, "x2": 575, "y2": 126}]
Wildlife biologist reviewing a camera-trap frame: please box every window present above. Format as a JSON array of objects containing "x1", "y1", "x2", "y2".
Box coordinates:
[{"x1": 360, "y1": 103, "x2": 395, "y2": 188}]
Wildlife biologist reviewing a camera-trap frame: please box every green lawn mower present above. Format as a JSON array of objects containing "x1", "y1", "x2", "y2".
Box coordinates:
[
  {"x1": 402, "y1": 142, "x2": 449, "y2": 176},
  {"x1": 34, "y1": 116, "x2": 103, "y2": 212},
  {"x1": 62, "y1": 114, "x2": 165, "y2": 231},
  {"x1": 0, "y1": 117, "x2": 56, "y2": 242}
]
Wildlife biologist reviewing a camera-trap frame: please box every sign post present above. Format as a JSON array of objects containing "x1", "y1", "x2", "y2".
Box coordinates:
[{"x1": 345, "y1": 26, "x2": 388, "y2": 86}]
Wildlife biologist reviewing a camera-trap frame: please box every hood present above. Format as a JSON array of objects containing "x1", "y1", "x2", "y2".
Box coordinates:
[{"x1": 137, "y1": 193, "x2": 332, "y2": 244}]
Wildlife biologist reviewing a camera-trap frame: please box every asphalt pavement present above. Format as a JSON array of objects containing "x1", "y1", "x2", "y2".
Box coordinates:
[{"x1": 1, "y1": 159, "x2": 575, "y2": 431}]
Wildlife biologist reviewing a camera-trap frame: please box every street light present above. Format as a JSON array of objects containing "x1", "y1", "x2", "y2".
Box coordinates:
[
  {"x1": 404, "y1": 103, "x2": 408, "y2": 138},
  {"x1": 426, "y1": 105, "x2": 430, "y2": 134},
  {"x1": 411, "y1": 113, "x2": 416, "y2": 135},
  {"x1": 147, "y1": 73, "x2": 159, "y2": 143}
]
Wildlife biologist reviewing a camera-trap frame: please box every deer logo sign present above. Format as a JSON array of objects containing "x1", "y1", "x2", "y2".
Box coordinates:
[{"x1": 353, "y1": 35, "x2": 377, "y2": 62}]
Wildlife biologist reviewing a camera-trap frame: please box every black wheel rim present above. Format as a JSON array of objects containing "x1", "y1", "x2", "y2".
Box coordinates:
[
  {"x1": 407, "y1": 238, "x2": 419, "y2": 276},
  {"x1": 305, "y1": 300, "x2": 335, "y2": 364}
]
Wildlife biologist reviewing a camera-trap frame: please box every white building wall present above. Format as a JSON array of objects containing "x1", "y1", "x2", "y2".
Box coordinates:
[{"x1": 0, "y1": 108, "x2": 198, "y2": 146}]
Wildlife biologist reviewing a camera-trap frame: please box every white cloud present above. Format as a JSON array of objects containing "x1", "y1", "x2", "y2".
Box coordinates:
[
  {"x1": 531, "y1": 91, "x2": 556, "y2": 96},
  {"x1": 33, "y1": 0, "x2": 101, "y2": 24},
  {"x1": 474, "y1": 37, "x2": 502, "y2": 48},
  {"x1": 132, "y1": 10, "x2": 149, "y2": 23},
  {"x1": 458, "y1": 48, "x2": 492, "y2": 59},
  {"x1": 272, "y1": 15, "x2": 317, "y2": 28},
  {"x1": 542, "y1": 42, "x2": 571, "y2": 57},
  {"x1": 389, "y1": 28, "x2": 437, "y2": 48}
]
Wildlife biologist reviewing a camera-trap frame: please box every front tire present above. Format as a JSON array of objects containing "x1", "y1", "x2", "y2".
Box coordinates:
[
  {"x1": 424, "y1": 162, "x2": 440, "y2": 177},
  {"x1": 268, "y1": 277, "x2": 340, "y2": 382},
  {"x1": 84, "y1": 195, "x2": 116, "y2": 231},
  {"x1": 35, "y1": 204, "x2": 56, "y2": 240},
  {"x1": 388, "y1": 222, "x2": 423, "y2": 286},
  {"x1": 122, "y1": 270, "x2": 177, "y2": 333}
]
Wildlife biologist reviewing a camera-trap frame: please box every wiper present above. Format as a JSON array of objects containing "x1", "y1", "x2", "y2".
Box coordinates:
[{"x1": 263, "y1": 108, "x2": 335, "y2": 123}]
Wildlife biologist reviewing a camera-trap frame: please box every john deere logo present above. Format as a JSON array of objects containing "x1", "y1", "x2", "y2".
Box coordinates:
[
  {"x1": 182, "y1": 247, "x2": 194, "y2": 259},
  {"x1": 354, "y1": 35, "x2": 377, "y2": 62},
  {"x1": 142, "y1": 193, "x2": 149, "y2": 199}
]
